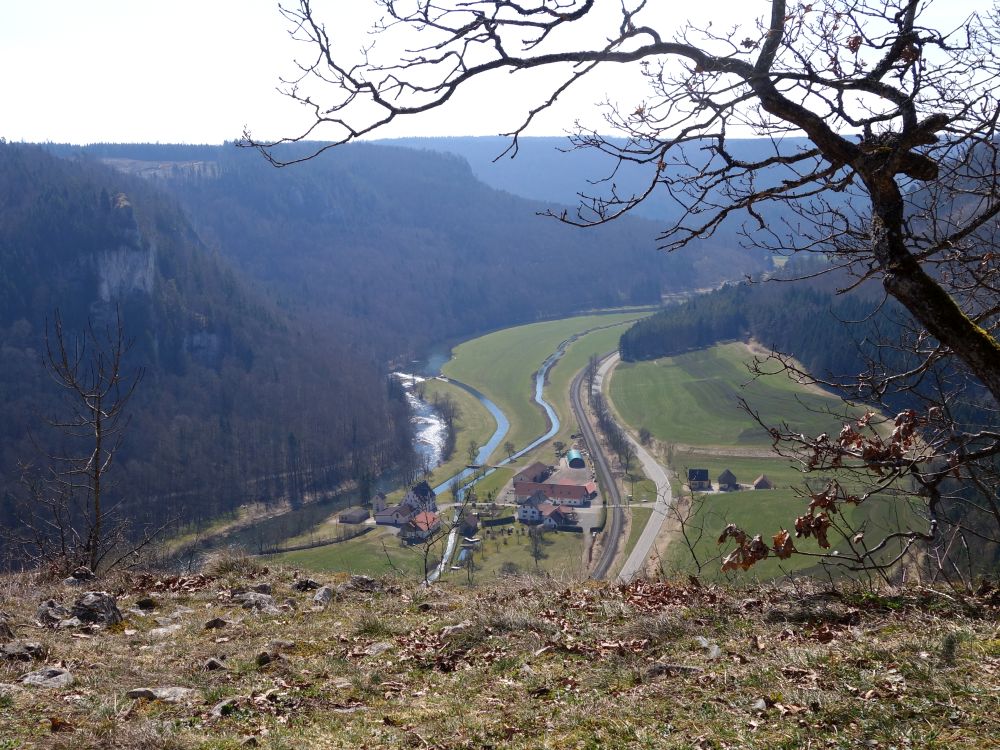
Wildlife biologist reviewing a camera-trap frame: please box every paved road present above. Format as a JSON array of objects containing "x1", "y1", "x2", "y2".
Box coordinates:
[
  {"x1": 597, "y1": 352, "x2": 675, "y2": 583},
  {"x1": 572, "y1": 353, "x2": 625, "y2": 580}
]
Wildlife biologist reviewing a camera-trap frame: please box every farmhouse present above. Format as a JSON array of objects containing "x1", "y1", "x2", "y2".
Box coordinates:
[
  {"x1": 688, "y1": 468, "x2": 712, "y2": 491},
  {"x1": 717, "y1": 469, "x2": 739, "y2": 492},
  {"x1": 374, "y1": 504, "x2": 413, "y2": 526},
  {"x1": 372, "y1": 492, "x2": 387, "y2": 512},
  {"x1": 402, "y1": 480, "x2": 437, "y2": 512},
  {"x1": 513, "y1": 462, "x2": 551, "y2": 486},
  {"x1": 338, "y1": 507, "x2": 370, "y2": 524},
  {"x1": 400, "y1": 511, "x2": 441, "y2": 542},
  {"x1": 516, "y1": 492, "x2": 578, "y2": 527}
]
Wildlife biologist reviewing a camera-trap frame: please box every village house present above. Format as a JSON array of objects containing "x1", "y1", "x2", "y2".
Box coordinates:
[
  {"x1": 516, "y1": 492, "x2": 578, "y2": 527},
  {"x1": 374, "y1": 504, "x2": 413, "y2": 527},
  {"x1": 372, "y1": 492, "x2": 388, "y2": 513},
  {"x1": 402, "y1": 480, "x2": 438, "y2": 512},
  {"x1": 338, "y1": 507, "x2": 370, "y2": 524},
  {"x1": 717, "y1": 469, "x2": 739, "y2": 492},
  {"x1": 688, "y1": 468, "x2": 712, "y2": 491},
  {"x1": 513, "y1": 462, "x2": 596, "y2": 506},
  {"x1": 400, "y1": 511, "x2": 441, "y2": 542},
  {"x1": 753, "y1": 474, "x2": 774, "y2": 490}
]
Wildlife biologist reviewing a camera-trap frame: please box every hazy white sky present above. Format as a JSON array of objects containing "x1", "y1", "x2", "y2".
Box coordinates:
[{"x1": 0, "y1": 0, "x2": 985, "y2": 145}]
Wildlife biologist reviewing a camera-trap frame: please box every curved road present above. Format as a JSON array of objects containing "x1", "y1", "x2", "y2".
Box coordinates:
[
  {"x1": 601, "y1": 352, "x2": 674, "y2": 582},
  {"x1": 571, "y1": 353, "x2": 624, "y2": 580}
]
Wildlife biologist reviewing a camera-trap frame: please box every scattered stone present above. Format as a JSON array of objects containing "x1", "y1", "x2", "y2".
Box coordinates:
[
  {"x1": 1, "y1": 641, "x2": 45, "y2": 661},
  {"x1": 0, "y1": 682, "x2": 23, "y2": 699},
  {"x1": 751, "y1": 697, "x2": 770, "y2": 713},
  {"x1": 233, "y1": 592, "x2": 279, "y2": 615},
  {"x1": 251, "y1": 583, "x2": 272, "y2": 595},
  {"x1": 204, "y1": 657, "x2": 227, "y2": 671},
  {"x1": 364, "y1": 641, "x2": 393, "y2": 657},
  {"x1": 694, "y1": 636, "x2": 722, "y2": 661},
  {"x1": 293, "y1": 578, "x2": 321, "y2": 592},
  {"x1": 255, "y1": 651, "x2": 273, "y2": 667},
  {"x1": 127, "y1": 687, "x2": 199, "y2": 703},
  {"x1": 148, "y1": 624, "x2": 182, "y2": 639},
  {"x1": 282, "y1": 598, "x2": 298, "y2": 610},
  {"x1": 337, "y1": 575, "x2": 380, "y2": 595},
  {"x1": 21, "y1": 667, "x2": 74, "y2": 688},
  {"x1": 135, "y1": 596, "x2": 159, "y2": 611},
  {"x1": 313, "y1": 587, "x2": 335, "y2": 606},
  {"x1": 241, "y1": 737, "x2": 259, "y2": 747},
  {"x1": 204, "y1": 617, "x2": 229, "y2": 630},
  {"x1": 0, "y1": 612, "x2": 16, "y2": 641},
  {"x1": 168, "y1": 606, "x2": 196, "y2": 619},
  {"x1": 62, "y1": 566, "x2": 96, "y2": 586},
  {"x1": 210, "y1": 697, "x2": 239, "y2": 718},
  {"x1": 268, "y1": 639, "x2": 296, "y2": 653},
  {"x1": 71, "y1": 591, "x2": 123, "y2": 626},
  {"x1": 440, "y1": 621, "x2": 472, "y2": 641},
  {"x1": 37, "y1": 599, "x2": 70, "y2": 628},
  {"x1": 57, "y1": 617, "x2": 83, "y2": 630}
]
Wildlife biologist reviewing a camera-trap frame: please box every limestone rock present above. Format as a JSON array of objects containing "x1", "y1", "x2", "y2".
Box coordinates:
[
  {"x1": 71, "y1": 591, "x2": 123, "y2": 626},
  {"x1": 204, "y1": 657, "x2": 227, "y2": 671},
  {"x1": 148, "y1": 624, "x2": 182, "y2": 639},
  {"x1": 337, "y1": 575, "x2": 381, "y2": 595},
  {"x1": 21, "y1": 667, "x2": 74, "y2": 688},
  {"x1": 126, "y1": 686, "x2": 198, "y2": 703},
  {"x1": 313, "y1": 587, "x2": 335, "y2": 606},
  {"x1": 210, "y1": 696, "x2": 239, "y2": 718},
  {"x1": 0, "y1": 641, "x2": 45, "y2": 661},
  {"x1": 37, "y1": 599, "x2": 70, "y2": 628},
  {"x1": 204, "y1": 617, "x2": 229, "y2": 630},
  {"x1": 233, "y1": 592, "x2": 279, "y2": 615},
  {"x1": 62, "y1": 566, "x2": 96, "y2": 586},
  {"x1": 293, "y1": 578, "x2": 321, "y2": 592},
  {"x1": 0, "y1": 612, "x2": 14, "y2": 641}
]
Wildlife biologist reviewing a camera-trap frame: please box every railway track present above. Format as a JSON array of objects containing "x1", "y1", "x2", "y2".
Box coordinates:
[{"x1": 570, "y1": 353, "x2": 624, "y2": 580}]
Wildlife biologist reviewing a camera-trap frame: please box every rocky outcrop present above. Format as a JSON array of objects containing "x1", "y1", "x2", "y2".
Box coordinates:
[{"x1": 71, "y1": 592, "x2": 123, "y2": 626}]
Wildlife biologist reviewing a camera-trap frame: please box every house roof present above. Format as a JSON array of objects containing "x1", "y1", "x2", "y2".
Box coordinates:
[
  {"x1": 718, "y1": 469, "x2": 738, "y2": 483},
  {"x1": 514, "y1": 462, "x2": 550, "y2": 483},
  {"x1": 409, "y1": 511, "x2": 439, "y2": 532},
  {"x1": 753, "y1": 474, "x2": 773, "y2": 487},
  {"x1": 688, "y1": 468, "x2": 709, "y2": 482}
]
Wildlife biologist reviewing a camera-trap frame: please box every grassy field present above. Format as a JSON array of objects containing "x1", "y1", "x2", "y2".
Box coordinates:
[
  {"x1": 442, "y1": 312, "x2": 645, "y2": 458},
  {"x1": 419, "y1": 378, "x2": 497, "y2": 488},
  {"x1": 441, "y1": 524, "x2": 585, "y2": 582},
  {"x1": 272, "y1": 527, "x2": 444, "y2": 579},
  {"x1": 617, "y1": 505, "x2": 653, "y2": 574},
  {"x1": 609, "y1": 343, "x2": 919, "y2": 581},
  {"x1": 611, "y1": 342, "x2": 860, "y2": 449}
]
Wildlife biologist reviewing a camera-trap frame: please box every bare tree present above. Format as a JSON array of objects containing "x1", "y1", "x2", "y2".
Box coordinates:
[
  {"x1": 6, "y1": 310, "x2": 151, "y2": 573},
  {"x1": 246, "y1": 0, "x2": 1000, "y2": 576}
]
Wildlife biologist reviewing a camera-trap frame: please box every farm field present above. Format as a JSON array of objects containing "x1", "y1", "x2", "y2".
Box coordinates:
[
  {"x1": 609, "y1": 342, "x2": 918, "y2": 580},
  {"x1": 419, "y1": 378, "x2": 497, "y2": 489},
  {"x1": 444, "y1": 524, "x2": 585, "y2": 582},
  {"x1": 442, "y1": 312, "x2": 646, "y2": 458},
  {"x1": 272, "y1": 526, "x2": 445, "y2": 579},
  {"x1": 610, "y1": 342, "x2": 861, "y2": 449}
]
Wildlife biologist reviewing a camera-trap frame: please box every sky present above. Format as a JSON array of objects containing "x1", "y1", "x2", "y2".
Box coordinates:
[{"x1": 0, "y1": 0, "x2": 985, "y2": 145}]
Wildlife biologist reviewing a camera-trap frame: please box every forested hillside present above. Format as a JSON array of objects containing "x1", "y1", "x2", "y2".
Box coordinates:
[
  {"x1": 0, "y1": 144, "x2": 415, "y2": 543},
  {"x1": 71, "y1": 142, "x2": 774, "y2": 360}
]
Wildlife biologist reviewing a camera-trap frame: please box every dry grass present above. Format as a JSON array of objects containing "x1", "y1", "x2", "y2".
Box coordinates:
[{"x1": 0, "y1": 565, "x2": 997, "y2": 749}]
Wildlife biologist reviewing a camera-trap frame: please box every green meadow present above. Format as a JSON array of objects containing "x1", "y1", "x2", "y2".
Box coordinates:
[
  {"x1": 442, "y1": 312, "x2": 646, "y2": 458},
  {"x1": 610, "y1": 342, "x2": 859, "y2": 449}
]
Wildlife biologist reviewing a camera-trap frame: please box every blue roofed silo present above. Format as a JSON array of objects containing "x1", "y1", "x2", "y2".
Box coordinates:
[{"x1": 566, "y1": 449, "x2": 585, "y2": 468}]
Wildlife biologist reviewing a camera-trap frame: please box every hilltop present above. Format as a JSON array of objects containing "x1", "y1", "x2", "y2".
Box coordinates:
[{"x1": 1, "y1": 558, "x2": 997, "y2": 749}]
